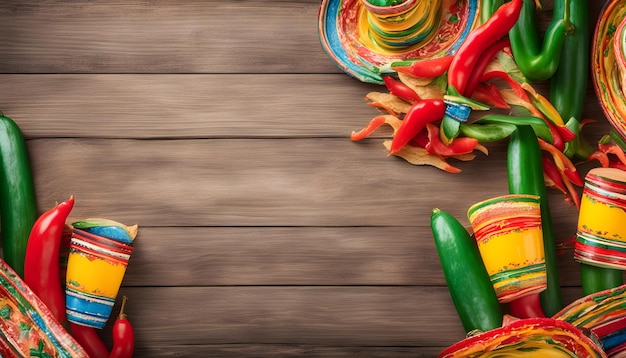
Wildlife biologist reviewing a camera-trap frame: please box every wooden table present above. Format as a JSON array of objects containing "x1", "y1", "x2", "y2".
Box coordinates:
[{"x1": 0, "y1": 1, "x2": 619, "y2": 356}]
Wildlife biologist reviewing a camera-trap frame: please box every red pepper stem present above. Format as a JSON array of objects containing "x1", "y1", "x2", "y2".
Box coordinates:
[
  {"x1": 508, "y1": 293, "x2": 546, "y2": 319},
  {"x1": 119, "y1": 295, "x2": 128, "y2": 319}
]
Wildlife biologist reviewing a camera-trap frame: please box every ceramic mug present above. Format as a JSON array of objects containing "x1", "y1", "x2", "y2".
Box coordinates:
[
  {"x1": 575, "y1": 167, "x2": 626, "y2": 270},
  {"x1": 468, "y1": 194, "x2": 546, "y2": 303},
  {"x1": 65, "y1": 228, "x2": 134, "y2": 328}
]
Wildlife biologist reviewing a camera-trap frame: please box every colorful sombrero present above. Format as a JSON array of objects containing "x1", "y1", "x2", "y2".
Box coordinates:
[
  {"x1": 592, "y1": 0, "x2": 626, "y2": 141},
  {"x1": 318, "y1": 0, "x2": 480, "y2": 84}
]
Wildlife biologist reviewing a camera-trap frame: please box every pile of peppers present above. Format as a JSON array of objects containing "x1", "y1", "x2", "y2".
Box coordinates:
[
  {"x1": 351, "y1": 0, "x2": 626, "y2": 207},
  {"x1": 0, "y1": 112, "x2": 136, "y2": 356},
  {"x1": 348, "y1": 0, "x2": 626, "y2": 355}
]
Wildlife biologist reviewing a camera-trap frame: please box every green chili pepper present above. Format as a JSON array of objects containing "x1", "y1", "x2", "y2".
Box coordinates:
[
  {"x1": 460, "y1": 122, "x2": 517, "y2": 142},
  {"x1": 550, "y1": 0, "x2": 592, "y2": 159},
  {"x1": 431, "y1": 208, "x2": 503, "y2": 333},
  {"x1": 476, "y1": 115, "x2": 552, "y2": 143},
  {"x1": 459, "y1": 115, "x2": 551, "y2": 143},
  {"x1": 580, "y1": 264, "x2": 624, "y2": 296},
  {"x1": 509, "y1": 0, "x2": 571, "y2": 82},
  {"x1": 480, "y1": 0, "x2": 504, "y2": 24},
  {"x1": 0, "y1": 114, "x2": 38, "y2": 278},
  {"x1": 507, "y1": 125, "x2": 563, "y2": 316}
]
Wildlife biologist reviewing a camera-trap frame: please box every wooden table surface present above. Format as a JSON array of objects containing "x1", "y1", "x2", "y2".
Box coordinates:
[{"x1": 0, "y1": 0, "x2": 620, "y2": 356}]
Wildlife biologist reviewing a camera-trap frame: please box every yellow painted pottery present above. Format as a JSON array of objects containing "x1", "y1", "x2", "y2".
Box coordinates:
[
  {"x1": 65, "y1": 228, "x2": 134, "y2": 328},
  {"x1": 467, "y1": 194, "x2": 546, "y2": 303},
  {"x1": 575, "y1": 167, "x2": 626, "y2": 270}
]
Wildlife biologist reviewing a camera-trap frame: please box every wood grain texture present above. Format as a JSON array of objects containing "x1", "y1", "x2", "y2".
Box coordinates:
[
  {"x1": 0, "y1": 0, "x2": 336, "y2": 74},
  {"x1": 0, "y1": 0, "x2": 617, "y2": 356},
  {"x1": 103, "y1": 286, "x2": 584, "y2": 351},
  {"x1": 110, "y1": 226, "x2": 590, "y2": 287}
]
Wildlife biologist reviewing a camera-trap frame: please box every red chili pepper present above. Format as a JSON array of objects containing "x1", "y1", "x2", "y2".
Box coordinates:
[
  {"x1": 425, "y1": 123, "x2": 479, "y2": 156},
  {"x1": 555, "y1": 125, "x2": 576, "y2": 143},
  {"x1": 70, "y1": 323, "x2": 110, "y2": 358},
  {"x1": 599, "y1": 143, "x2": 626, "y2": 167},
  {"x1": 538, "y1": 138, "x2": 583, "y2": 187},
  {"x1": 408, "y1": 126, "x2": 429, "y2": 148},
  {"x1": 392, "y1": 55, "x2": 454, "y2": 78},
  {"x1": 448, "y1": 0, "x2": 523, "y2": 96},
  {"x1": 23, "y1": 195, "x2": 74, "y2": 325},
  {"x1": 350, "y1": 115, "x2": 401, "y2": 141},
  {"x1": 481, "y1": 70, "x2": 530, "y2": 103},
  {"x1": 383, "y1": 76, "x2": 421, "y2": 103},
  {"x1": 542, "y1": 154, "x2": 568, "y2": 195},
  {"x1": 471, "y1": 83, "x2": 510, "y2": 109},
  {"x1": 464, "y1": 38, "x2": 511, "y2": 96},
  {"x1": 508, "y1": 293, "x2": 546, "y2": 319},
  {"x1": 545, "y1": 119, "x2": 565, "y2": 152},
  {"x1": 350, "y1": 115, "x2": 388, "y2": 141},
  {"x1": 390, "y1": 99, "x2": 446, "y2": 154},
  {"x1": 109, "y1": 296, "x2": 135, "y2": 358},
  {"x1": 610, "y1": 160, "x2": 626, "y2": 171},
  {"x1": 587, "y1": 150, "x2": 610, "y2": 168}
]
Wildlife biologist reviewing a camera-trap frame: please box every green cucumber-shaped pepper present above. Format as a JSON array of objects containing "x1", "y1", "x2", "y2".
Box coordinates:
[
  {"x1": 580, "y1": 264, "x2": 624, "y2": 296},
  {"x1": 550, "y1": 0, "x2": 593, "y2": 159},
  {"x1": 0, "y1": 114, "x2": 38, "y2": 278},
  {"x1": 431, "y1": 208, "x2": 502, "y2": 333},
  {"x1": 507, "y1": 125, "x2": 563, "y2": 316},
  {"x1": 508, "y1": 0, "x2": 570, "y2": 82}
]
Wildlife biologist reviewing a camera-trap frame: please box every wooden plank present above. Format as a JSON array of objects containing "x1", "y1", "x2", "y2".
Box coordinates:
[
  {"x1": 0, "y1": 74, "x2": 380, "y2": 139},
  {"x1": 0, "y1": 74, "x2": 611, "y2": 140},
  {"x1": 31, "y1": 137, "x2": 580, "y2": 228},
  {"x1": 0, "y1": 0, "x2": 337, "y2": 74},
  {"x1": 124, "y1": 344, "x2": 446, "y2": 357},
  {"x1": 103, "y1": 286, "x2": 585, "y2": 353},
  {"x1": 120, "y1": 227, "x2": 589, "y2": 287},
  {"x1": 0, "y1": 1, "x2": 607, "y2": 75},
  {"x1": 113, "y1": 286, "x2": 466, "y2": 347}
]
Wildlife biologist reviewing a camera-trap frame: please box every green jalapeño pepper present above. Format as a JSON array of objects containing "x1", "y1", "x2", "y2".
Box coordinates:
[
  {"x1": 509, "y1": 0, "x2": 572, "y2": 82},
  {"x1": 431, "y1": 208, "x2": 503, "y2": 333},
  {"x1": 0, "y1": 114, "x2": 38, "y2": 278},
  {"x1": 550, "y1": 0, "x2": 593, "y2": 159},
  {"x1": 507, "y1": 125, "x2": 563, "y2": 316}
]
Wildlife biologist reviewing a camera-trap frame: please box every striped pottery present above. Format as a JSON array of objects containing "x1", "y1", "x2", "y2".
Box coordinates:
[
  {"x1": 359, "y1": 0, "x2": 441, "y2": 51},
  {"x1": 575, "y1": 168, "x2": 626, "y2": 270},
  {"x1": 592, "y1": 0, "x2": 626, "y2": 142},
  {"x1": 65, "y1": 228, "x2": 134, "y2": 329},
  {"x1": 467, "y1": 194, "x2": 546, "y2": 303}
]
